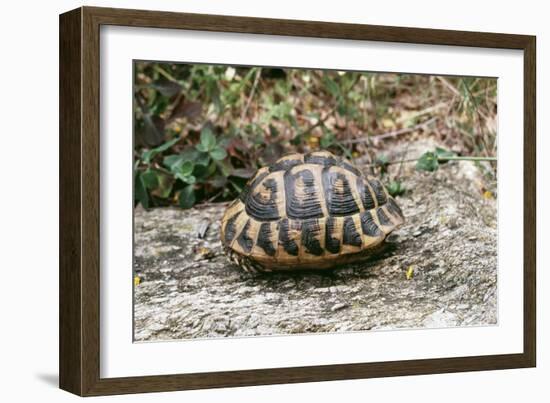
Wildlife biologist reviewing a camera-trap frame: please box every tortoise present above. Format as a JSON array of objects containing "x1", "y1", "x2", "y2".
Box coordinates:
[{"x1": 220, "y1": 151, "x2": 404, "y2": 272}]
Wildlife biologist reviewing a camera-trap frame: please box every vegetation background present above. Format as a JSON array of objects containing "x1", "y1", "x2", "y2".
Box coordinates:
[{"x1": 133, "y1": 62, "x2": 497, "y2": 209}]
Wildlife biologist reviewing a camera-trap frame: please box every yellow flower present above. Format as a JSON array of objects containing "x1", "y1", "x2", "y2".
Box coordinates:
[
  {"x1": 134, "y1": 276, "x2": 141, "y2": 286},
  {"x1": 406, "y1": 265, "x2": 414, "y2": 280},
  {"x1": 382, "y1": 118, "x2": 395, "y2": 129},
  {"x1": 307, "y1": 136, "x2": 319, "y2": 148}
]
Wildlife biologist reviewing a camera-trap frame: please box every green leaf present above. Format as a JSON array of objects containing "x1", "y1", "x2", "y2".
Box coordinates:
[
  {"x1": 141, "y1": 137, "x2": 180, "y2": 164},
  {"x1": 178, "y1": 185, "x2": 196, "y2": 209},
  {"x1": 229, "y1": 179, "x2": 243, "y2": 194},
  {"x1": 152, "y1": 173, "x2": 174, "y2": 199},
  {"x1": 337, "y1": 101, "x2": 347, "y2": 116},
  {"x1": 175, "y1": 172, "x2": 196, "y2": 185},
  {"x1": 290, "y1": 133, "x2": 302, "y2": 146},
  {"x1": 163, "y1": 154, "x2": 183, "y2": 170},
  {"x1": 150, "y1": 97, "x2": 169, "y2": 116},
  {"x1": 183, "y1": 175, "x2": 196, "y2": 185},
  {"x1": 209, "y1": 147, "x2": 227, "y2": 161},
  {"x1": 200, "y1": 127, "x2": 217, "y2": 151},
  {"x1": 416, "y1": 151, "x2": 439, "y2": 172},
  {"x1": 154, "y1": 136, "x2": 180, "y2": 153},
  {"x1": 320, "y1": 132, "x2": 335, "y2": 148},
  {"x1": 192, "y1": 164, "x2": 208, "y2": 179},
  {"x1": 375, "y1": 154, "x2": 389, "y2": 173},
  {"x1": 195, "y1": 143, "x2": 209, "y2": 153},
  {"x1": 206, "y1": 161, "x2": 218, "y2": 177},
  {"x1": 376, "y1": 154, "x2": 389, "y2": 165},
  {"x1": 386, "y1": 180, "x2": 405, "y2": 197},
  {"x1": 434, "y1": 147, "x2": 457, "y2": 163},
  {"x1": 179, "y1": 161, "x2": 194, "y2": 176},
  {"x1": 141, "y1": 149, "x2": 155, "y2": 165},
  {"x1": 195, "y1": 152, "x2": 211, "y2": 167},
  {"x1": 323, "y1": 76, "x2": 340, "y2": 98},
  {"x1": 216, "y1": 160, "x2": 231, "y2": 177},
  {"x1": 269, "y1": 125, "x2": 279, "y2": 138},
  {"x1": 180, "y1": 148, "x2": 199, "y2": 162},
  {"x1": 141, "y1": 170, "x2": 159, "y2": 190},
  {"x1": 134, "y1": 173, "x2": 149, "y2": 209}
]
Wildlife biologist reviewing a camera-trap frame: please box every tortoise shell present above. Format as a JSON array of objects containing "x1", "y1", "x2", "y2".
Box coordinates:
[{"x1": 221, "y1": 151, "x2": 404, "y2": 272}]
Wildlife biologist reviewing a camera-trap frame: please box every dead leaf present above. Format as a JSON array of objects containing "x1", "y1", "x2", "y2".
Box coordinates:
[
  {"x1": 197, "y1": 220, "x2": 210, "y2": 239},
  {"x1": 168, "y1": 97, "x2": 202, "y2": 122}
]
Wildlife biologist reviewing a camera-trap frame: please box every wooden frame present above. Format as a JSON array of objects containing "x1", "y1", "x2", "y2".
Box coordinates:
[{"x1": 59, "y1": 6, "x2": 536, "y2": 396}]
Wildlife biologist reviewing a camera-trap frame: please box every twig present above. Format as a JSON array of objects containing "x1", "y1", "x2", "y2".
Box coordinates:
[
  {"x1": 300, "y1": 106, "x2": 337, "y2": 137},
  {"x1": 205, "y1": 190, "x2": 223, "y2": 203},
  {"x1": 396, "y1": 102, "x2": 447, "y2": 124},
  {"x1": 342, "y1": 117, "x2": 437, "y2": 145},
  {"x1": 195, "y1": 200, "x2": 230, "y2": 208},
  {"x1": 135, "y1": 164, "x2": 173, "y2": 176},
  {"x1": 436, "y1": 76, "x2": 461, "y2": 97},
  {"x1": 365, "y1": 157, "x2": 419, "y2": 167},
  {"x1": 153, "y1": 65, "x2": 179, "y2": 83},
  {"x1": 395, "y1": 142, "x2": 412, "y2": 179},
  {"x1": 240, "y1": 67, "x2": 262, "y2": 125},
  {"x1": 364, "y1": 155, "x2": 497, "y2": 168},
  {"x1": 440, "y1": 156, "x2": 497, "y2": 162}
]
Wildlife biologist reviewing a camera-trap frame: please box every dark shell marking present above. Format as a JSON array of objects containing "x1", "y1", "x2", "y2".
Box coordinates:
[
  {"x1": 301, "y1": 219, "x2": 324, "y2": 256},
  {"x1": 239, "y1": 170, "x2": 268, "y2": 203},
  {"x1": 284, "y1": 168, "x2": 324, "y2": 220},
  {"x1": 369, "y1": 178, "x2": 387, "y2": 206},
  {"x1": 278, "y1": 218, "x2": 299, "y2": 256},
  {"x1": 357, "y1": 177, "x2": 376, "y2": 210},
  {"x1": 304, "y1": 152, "x2": 337, "y2": 167},
  {"x1": 386, "y1": 197, "x2": 404, "y2": 220},
  {"x1": 236, "y1": 219, "x2": 254, "y2": 253},
  {"x1": 221, "y1": 151, "x2": 404, "y2": 271},
  {"x1": 376, "y1": 208, "x2": 392, "y2": 227},
  {"x1": 257, "y1": 222, "x2": 277, "y2": 256},
  {"x1": 325, "y1": 216, "x2": 341, "y2": 254},
  {"x1": 360, "y1": 211, "x2": 382, "y2": 237},
  {"x1": 269, "y1": 158, "x2": 303, "y2": 172},
  {"x1": 342, "y1": 216, "x2": 362, "y2": 247},
  {"x1": 268, "y1": 153, "x2": 304, "y2": 173},
  {"x1": 338, "y1": 160, "x2": 362, "y2": 177},
  {"x1": 323, "y1": 167, "x2": 360, "y2": 216},
  {"x1": 245, "y1": 177, "x2": 281, "y2": 221},
  {"x1": 223, "y1": 210, "x2": 241, "y2": 245}
]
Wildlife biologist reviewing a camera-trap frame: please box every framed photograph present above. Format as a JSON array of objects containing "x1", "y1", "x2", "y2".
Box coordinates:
[{"x1": 59, "y1": 6, "x2": 536, "y2": 396}]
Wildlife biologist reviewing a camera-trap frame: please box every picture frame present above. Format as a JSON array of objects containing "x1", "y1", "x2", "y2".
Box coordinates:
[{"x1": 59, "y1": 6, "x2": 536, "y2": 396}]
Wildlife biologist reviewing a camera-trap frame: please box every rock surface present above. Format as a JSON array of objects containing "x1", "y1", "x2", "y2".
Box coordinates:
[{"x1": 134, "y1": 159, "x2": 497, "y2": 341}]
